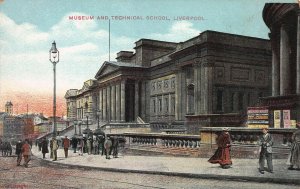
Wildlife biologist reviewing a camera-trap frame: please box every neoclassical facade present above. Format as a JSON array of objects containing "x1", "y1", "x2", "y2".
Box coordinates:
[
  {"x1": 259, "y1": 3, "x2": 300, "y2": 126},
  {"x1": 65, "y1": 30, "x2": 271, "y2": 133}
]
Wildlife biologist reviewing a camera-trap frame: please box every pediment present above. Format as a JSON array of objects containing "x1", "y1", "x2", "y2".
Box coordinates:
[
  {"x1": 95, "y1": 62, "x2": 119, "y2": 79},
  {"x1": 64, "y1": 89, "x2": 78, "y2": 98}
]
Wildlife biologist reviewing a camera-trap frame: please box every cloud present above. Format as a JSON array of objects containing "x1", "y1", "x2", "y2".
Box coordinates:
[
  {"x1": 0, "y1": 12, "x2": 136, "y2": 93},
  {"x1": 0, "y1": 12, "x2": 49, "y2": 53},
  {"x1": 149, "y1": 21, "x2": 200, "y2": 42}
]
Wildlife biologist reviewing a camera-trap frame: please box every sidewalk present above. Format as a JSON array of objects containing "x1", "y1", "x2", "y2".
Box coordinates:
[{"x1": 31, "y1": 146, "x2": 300, "y2": 185}]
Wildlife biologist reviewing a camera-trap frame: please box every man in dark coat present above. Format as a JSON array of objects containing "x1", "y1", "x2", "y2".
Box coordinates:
[
  {"x1": 41, "y1": 138, "x2": 49, "y2": 159},
  {"x1": 208, "y1": 128, "x2": 232, "y2": 169},
  {"x1": 15, "y1": 140, "x2": 23, "y2": 166},
  {"x1": 111, "y1": 136, "x2": 119, "y2": 158},
  {"x1": 71, "y1": 137, "x2": 78, "y2": 153}
]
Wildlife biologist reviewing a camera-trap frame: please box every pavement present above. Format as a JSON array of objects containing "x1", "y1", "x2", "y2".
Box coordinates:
[{"x1": 31, "y1": 146, "x2": 300, "y2": 185}]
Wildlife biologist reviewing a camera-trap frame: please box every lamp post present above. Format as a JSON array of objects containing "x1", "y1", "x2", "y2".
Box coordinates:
[
  {"x1": 49, "y1": 41, "x2": 59, "y2": 137},
  {"x1": 74, "y1": 120, "x2": 77, "y2": 135},
  {"x1": 78, "y1": 120, "x2": 82, "y2": 135},
  {"x1": 94, "y1": 110, "x2": 105, "y2": 137},
  {"x1": 83, "y1": 112, "x2": 92, "y2": 138}
]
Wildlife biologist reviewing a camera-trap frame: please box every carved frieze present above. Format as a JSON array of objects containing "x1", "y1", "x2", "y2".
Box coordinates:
[{"x1": 230, "y1": 67, "x2": 250, "y2": 81}]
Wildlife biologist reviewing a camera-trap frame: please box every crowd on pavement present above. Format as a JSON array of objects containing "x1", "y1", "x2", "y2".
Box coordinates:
[
  {"x1": 35, "y1": 134, "x2": 120, "y2": 162},
  {"x1": 8, "y1": 123, "x2": 300, "y2": 175}
]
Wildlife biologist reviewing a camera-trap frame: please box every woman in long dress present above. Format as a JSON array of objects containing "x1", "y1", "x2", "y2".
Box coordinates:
[{"x1": 208, "y1": 128, "x2": 232, "y2": 169}]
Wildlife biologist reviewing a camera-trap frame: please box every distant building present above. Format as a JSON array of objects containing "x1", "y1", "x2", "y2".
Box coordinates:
[
  {"x1": 5, "y1": 101, "x2": 13, "y2": 115},
  {"x1": 0, "y1": 113, "x2": 24, "y2": 141},
  {"x1": 65, "y1": 31, "x2": 272, "y2": 134}
]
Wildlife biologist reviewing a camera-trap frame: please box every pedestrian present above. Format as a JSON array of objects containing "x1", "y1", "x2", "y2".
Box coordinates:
[
  {"x1": 62, "y1": 136, "x2": 70, "y2": 158},
  {"x1": 41, "y1": 138, "x2": 49, "y2": 159},
  {"x1": 78, "y1": 138, "x2": 84, "y2": 156},
  {"x1": 87, "y1": 137, "x2": 92, "y2": 155},
  {"x1": 50, "y1": 136, "x2": 59, "y2": 161},
  {"x1": 93, "y1": 137, "x2": 99, "y2": 155},
  {"x1": 111, "y1": 136, "x2": 119, "y2": 158},
  {"x1": 38, "y1": 140, "x2": 42, "y2": 151},
  {"x1": 15, "y1": 140, "x2": 23, "y2": 166},
  {"x1": 208, "y1": 127, "x2": 232, "y2": 169},
  {"x1": 287, "y1": 123, "x2": 300, "y2": 170},
  {"x1": 71, "y1": 136, "x2": 78, "y2": 153},
  {"x1": 21, "y1": 139, "x2": 31, "y2": 168},
  {"x1": 104, "y1": 136, "x2": 112, "y2": 159},
  {"x1": 258, "y1": 127, "x2": 273, "y2": 174},
  {"x1": 50, "y1": 138, "x2": 53, "y2": 159}
]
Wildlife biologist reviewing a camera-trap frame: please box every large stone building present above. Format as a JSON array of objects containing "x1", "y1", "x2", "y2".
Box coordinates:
[
  {"x1": 259, "y1": 3, "x2": 300, "y2": 127},
  {"x1": 65, "y1": 30, "x2": 272, "y2": 134}
]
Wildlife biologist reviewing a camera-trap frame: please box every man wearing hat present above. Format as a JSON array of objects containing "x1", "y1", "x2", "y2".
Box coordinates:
[
  {"x1": 258, "y1": 127, "x2": 273, "y2": 174},
  {"x1": 50, "y1": 136, "x2": 59, "y2": 161},
  {"x1": 62, "y1": 136, "x2": 70, "y2": 158},
  {"x1": 287, "y1": 122, "x2": 300, "y2": 170},
  {"x1": 208, "y1": 127, "x2": 232, "y2": 169}
]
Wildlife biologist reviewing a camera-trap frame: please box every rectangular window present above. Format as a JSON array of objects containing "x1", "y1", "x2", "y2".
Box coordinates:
[
  {"x1": 230, "y1": 93, "x2": 234, "y2": 112},
  {"x1": 153, "y1": 99, "x2": 156, "y2": 113},
  {"x1": 217, "y1": 90, "x2": 223, "y2": 111},
  {"x1": 172, "y1": 97, "x2": 175, "y2": 113},
  {"x1": 238, "y1": 92, "x2": 244, "y2": 110},
  {"x1": 158, "y1": 99, "x2": 162, "y2": 112},
  {"x1": 165, "y1": 97, "x2": 169, "y2": 112}
]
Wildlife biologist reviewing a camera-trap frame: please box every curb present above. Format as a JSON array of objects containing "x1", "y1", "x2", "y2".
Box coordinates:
[{"x1": 34, "y1": 156, "x2": 300, "y2": 186}]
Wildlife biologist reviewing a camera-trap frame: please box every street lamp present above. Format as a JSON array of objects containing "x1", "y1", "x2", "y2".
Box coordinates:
[
  {"x1": 49, "y1": 41, "x2": 59, "y2": 137},
  {"x1": 78, "y1": 120, "x2": 82, "y2": 135},
  {"x1": 83, "y1": 112, "x2": 92, "y2": 137},
  {"x1": 74, "y1": 120, "x2": 77, "y2": 135}
]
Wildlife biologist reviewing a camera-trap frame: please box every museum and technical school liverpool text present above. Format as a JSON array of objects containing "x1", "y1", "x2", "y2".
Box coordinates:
[{"x1": 68, "y1": 15, "x2": 205, "y2": 21}]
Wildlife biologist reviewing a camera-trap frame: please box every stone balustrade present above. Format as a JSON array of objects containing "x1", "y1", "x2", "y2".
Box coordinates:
[{"x1": 107, "y1": 127, "x2": 296, "y2": 158}]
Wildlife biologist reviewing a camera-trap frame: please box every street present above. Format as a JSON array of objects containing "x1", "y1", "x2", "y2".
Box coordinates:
[{"x1": 0, "y1": 156, "x2": 299, "y2": 189}]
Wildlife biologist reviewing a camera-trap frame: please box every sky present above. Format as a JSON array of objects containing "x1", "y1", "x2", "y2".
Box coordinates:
[{"x1": 0, "y1": 0, "x2": 295, "y2": 117}]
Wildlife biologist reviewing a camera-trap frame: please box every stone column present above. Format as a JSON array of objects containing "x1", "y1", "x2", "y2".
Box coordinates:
[
  {"x1": 297, "y1": 10, "x2": 300, "y2": 94},
  {"x1": 280, "y1": 23, "x2": 291, "y2": 95},
  {"x1": 140, "y1": 81, "x2": 146, "y2": 120},
  {"x1": 120, "y1": 80, "x2": 126, "y2": 122},
  {"x1": 111, "y1": 84, "x2": 116, "y2": 122},
  {"x1": 135, "y1": 80, "x2": 140, "y2": 120},
  {"x1": 102, "y1": 88, "x2": 107, "y2": 121},
  {"x1": 193, "y1": 62, "x2": 201, "y2": 114},
  {"x1": 116, "y1": 82, "x2": 120, "y2": 122},
  {"x1": 99, "y1": 89, "x2": 103, "y2": 121},
  {"x1": 169, "y1": 93, "x2": 172, "y2": 120},
  {"x1": 107, "y1": 86, "x2": 111, "y2": 122},
  {"x1": 181, "y1": 70, "x2": 187, "y2": 117},
  {"x1": 155, "y1": 95, "x2": 158, "y2": 119},
  {"x1": 175, "y1": 69, "x2": 182, "y2": 120},
  {"x1": 203, "y1": 61, "x2": 214, "y2": 114},
  {"x1": 269, "y1": 30, "x2": 280, "y2": 96}
]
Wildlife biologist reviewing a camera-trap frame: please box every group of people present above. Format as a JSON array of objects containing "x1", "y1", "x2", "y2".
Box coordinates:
[
  {"x1": 15, "y1": 139, "x2": 32, "y2": 168},
  {"x1": 38, "y1": 136, "x2": 68, "y2": 161},
  {"x1": 208, "y1": 124, "x2": 300, "y2": 174},
  {"x1": 70, "y1": 135, "x2": 119, "y2": 159},
  {"x1": 35, "y1": 135, "x2": 120, "y2": 162}
]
